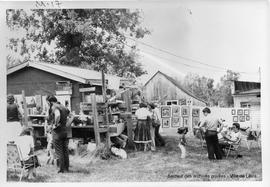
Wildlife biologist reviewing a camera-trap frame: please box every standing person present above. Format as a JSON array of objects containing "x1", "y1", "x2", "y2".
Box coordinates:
[
  {"x1": 7, "y1": 94, "x2": 23, "y2": 141},
  {"x1": 134, "y1": 103, "x2": 152, "y2": 151},
  {"x1": 46, "y1": 95, "x2": 70, "y2": 173},
  {"x1": 148, "y1": 103, "x2": 156, "y2": 151},
  {"x1": 199, "y1": 107, "x2": 224, "y2": 160}
]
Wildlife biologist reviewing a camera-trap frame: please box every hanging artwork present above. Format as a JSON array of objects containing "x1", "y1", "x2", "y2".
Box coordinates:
[
  {"x1": 239, "y1": 116, "x2": 245, "y2": 122},
  {"x1": 231, "y1": 109, "x2": 236, "y2": 115},
  {"x1": 237, "y1": 109, "x2": 243, "y2": 115},
  {"x1": 192, "y1": 108, "x2": 200, "y2": 117},
  {"x1": 162, "y1": 118, "x2": 170, "y2": 128},
  {"x1": 182, "y1": 117, "x2": 189, "y2": 127},
  {"x1": 233, "y1": 116, "x2": 238, "y2": 122},
  {"x1": 181, "y1": 107, "x2": 189, "y2": 116},
  {"x1": 246, "y1": 116, "x2": 250, "y2": 121},
  {"x1": 172, "y1": 106, "x2": 181, "y2": 117},
  {"x1": 244, "y1": 109, "x2": 249, "y2": 115},
  {"x1": 171, "y1": 118, "x2": 180, "y2": 127},
  {"x1": 161, "y1": 106, "x2": 171, "y2": 118}
]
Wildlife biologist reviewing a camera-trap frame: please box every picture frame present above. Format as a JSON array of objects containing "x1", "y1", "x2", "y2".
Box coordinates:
[
  {"x1": 237, "y1": 109, "x2": 243, "y2": 115},
  {"x1": 239, "y1": 116, "x2": 245, "y2": 122},
  {"x1": 172, "y1": 106, "x2": 181, "y2": 117},
  {"x1": 246, "y1": 116, "x2": 250, "y2": 121},
  {"x1": 231, "y1": 109, "x2": 236, "y2": 115},
  {"x1": 171, "y1": 117, "x2": 180, "y2": 127},
  {"x1": 161, "y1": 106, "x2": 171, "y2": 118},
  {"x1": 181, "y1": 106, "x2": 189, "y2": 116},
  {"x1": 244, "y1": 109, "x2": 249, "y2": 115},
  {"x1": 162, "y1": 118, "x2": 171, "y2": 128},
  {"x1": 192, "y1": 108, "x2": 200, "y2": 117},
  {"x1": 182, "y1": 117, "x2": 189, "y2": 127},
  {"x1": 233, "y1": 116, "x2": 238, "y2": 122}
]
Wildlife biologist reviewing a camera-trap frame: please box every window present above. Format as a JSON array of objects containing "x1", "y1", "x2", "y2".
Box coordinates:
[
  {"x1": 240, "y1": 102, "x2": 251, "y2": 108},
  {"x1": 166, "y1": 100, "x2": 178, "y2": 105}
]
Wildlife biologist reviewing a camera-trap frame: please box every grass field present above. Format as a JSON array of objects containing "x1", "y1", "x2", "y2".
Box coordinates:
[{"x1": 7, "y1": 134, "x2": 262, "y2": 182}]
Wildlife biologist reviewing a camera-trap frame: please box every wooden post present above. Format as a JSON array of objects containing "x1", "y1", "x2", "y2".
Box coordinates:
[
  {"x1": 91, "y1": 93, "x2": 101, "y2": 146},
  {"x1": 123, "y1": 90, "x2": 134, "y2": 148},
  {"x1": 22, "y1": 90, "x2": 28, "y2": 127},
  {"x1": 101, "y1": 70, "x2": 111, "y2": 148}
]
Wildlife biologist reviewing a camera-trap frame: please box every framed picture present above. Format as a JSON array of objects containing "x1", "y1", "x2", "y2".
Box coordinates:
[
  {"x1": 237, "y1": 109, "x2": 243, "y2": 115},
  {"x1": 192, "y1": 108, "x2": 200, "y2": 117},
  {"x1": 162, "y1": 118, "x2": 171, "y2": 128},
  {"x1": 239, "y1": 116, "x2": 245, "y2": 122},
  {"x1": 231, "y1": 109, "x2": 236, "y2": 115},
  {"x1": 233, "y1": 116, "x2": 238, "y2": 122},
  {"x1": 246, "y1": 116, "x2": 250, "y2": 121},
  {"x1": 244, "y1": 109, "x2": 249, "y2": 115},
  {"x1": 171, "y1": 117, "x2": 180, "y2": 127},
  {"x1": 161, "y1": 106, "x2": 171, "y2": 118},
  {"x1": 182, "y1": 117, "x2": 189, "y2": 127},
  {"x1": 181, "y1": 107, "x2": 189, "y2": 116},
  {"x1": 172, "y1": 106, "x2": 181, "y2": 117}
]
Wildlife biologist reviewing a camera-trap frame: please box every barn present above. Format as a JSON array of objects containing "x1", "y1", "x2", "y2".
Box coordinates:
[
  {"x1": 143, "y1": 71, "x2": 207, "y2": 106},
  {"x1": 7, "y1": 62, "x2": 122, "y2": 114}
]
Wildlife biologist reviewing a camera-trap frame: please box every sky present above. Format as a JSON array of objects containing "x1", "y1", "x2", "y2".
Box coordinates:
[{"x1": 134, "y1": 0, "x2": 268, "y2": 85}]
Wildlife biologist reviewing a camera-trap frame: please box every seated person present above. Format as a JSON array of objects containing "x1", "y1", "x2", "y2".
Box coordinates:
[
  {"x1": 219, "y1": 123, "x2": 241, "y2": 148},
  {"x1": 14, "y1": 126, "x2": 40, "y2": 179}
]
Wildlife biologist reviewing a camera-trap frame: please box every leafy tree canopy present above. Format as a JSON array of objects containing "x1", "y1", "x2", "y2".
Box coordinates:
[{"x1": 6, "y1": 9, "x2": 150, "y2": 77}]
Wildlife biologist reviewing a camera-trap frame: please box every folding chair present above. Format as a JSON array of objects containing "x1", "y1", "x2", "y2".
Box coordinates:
[
  {"x1": 223, "y1": 138, "x2": 242, "y2": 158},
  {"x1": 7, "y1": 142, "x2": 38, "y2": 181}
]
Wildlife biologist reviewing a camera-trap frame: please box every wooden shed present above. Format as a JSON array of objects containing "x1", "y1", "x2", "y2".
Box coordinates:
[
  {"x1": 7, "y1": 62, "x2": 121, "y2": 114},
  {"x1": 143, "y1": 71, "x2": 207, "y2": 106}
]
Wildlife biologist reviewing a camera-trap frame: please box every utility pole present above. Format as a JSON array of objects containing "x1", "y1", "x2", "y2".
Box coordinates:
[{"x1": 259, "y1": 67, "x2": 261, "y2": 82}]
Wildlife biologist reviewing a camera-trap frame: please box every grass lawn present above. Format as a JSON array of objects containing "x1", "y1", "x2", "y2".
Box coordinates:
[{"x1": 7, "y1": 134, "x2": 262, "y2": 182}]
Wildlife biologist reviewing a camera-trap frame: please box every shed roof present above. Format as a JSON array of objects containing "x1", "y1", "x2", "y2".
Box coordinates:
[
  {"x1": 144, "y1": 71, "x2": 207, "y2": 104},
  {"x1": 7, "y1": 62, "x2": 120, "y2": 85}
]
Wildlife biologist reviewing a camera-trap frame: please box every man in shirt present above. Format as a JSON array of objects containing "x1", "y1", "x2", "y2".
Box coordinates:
[
  {"x1": 46, "y1": 95, "x2": 70, "y2": 173},
  {"x1": 199, "y1": 107, "x2": 224, "y2": 160}
]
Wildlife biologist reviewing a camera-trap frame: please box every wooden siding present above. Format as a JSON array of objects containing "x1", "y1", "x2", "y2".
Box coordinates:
[
  {"x1": 143, "y1": 72, "x2": 206, "y2": 106},
  {"x1": 7, "y1": 67, "x2": 83, "y2": 113}
]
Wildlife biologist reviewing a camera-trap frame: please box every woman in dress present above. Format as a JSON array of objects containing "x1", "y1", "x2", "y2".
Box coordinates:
[{"x1": 134, "y1": 103, "x2": 152, "y2": 151}]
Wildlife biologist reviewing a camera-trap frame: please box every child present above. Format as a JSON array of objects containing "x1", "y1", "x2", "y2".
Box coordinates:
[
  {"x1": 46, "y1": 126, "x2": 55, "y2": 165},
  {"x1": 177, "y1": 127, "x2": 188, "y2": 159}
]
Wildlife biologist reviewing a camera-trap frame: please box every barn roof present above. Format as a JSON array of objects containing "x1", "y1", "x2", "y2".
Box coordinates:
[
  {"x1": 7, "y1": 62, "x2": 120, "y2": 85},
  {"x1": 144, "y1": 71, "x2": 207, "y2": 104}
]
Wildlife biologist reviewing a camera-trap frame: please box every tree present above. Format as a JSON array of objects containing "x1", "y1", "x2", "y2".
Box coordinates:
[
  {"x1": 6, "y1": 9, "x2": 150, "y2": 77},
  {"x1": 181, "y1": 73, "x2": 215, "y2": 105},
  {"x1": 214, "y1": 70, "x2": 240, "y2": 107}
]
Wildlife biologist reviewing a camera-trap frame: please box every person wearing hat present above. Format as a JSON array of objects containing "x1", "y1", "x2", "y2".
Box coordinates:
[
  {"x1": 134, "y1": 103, "x2": 152, "y2": 151},
  {"x1": 7, "y1": 94, "x2": 23, "y2": 141},
  {"x1": 199, "y1": 107, "x2": 224, "y2": 160},
  {"x1": 46, "y1": 95, "x2": 70, "y2": 173},
  {"x1": 15, "y1": 126, "x2": 40, "y2": 179}
]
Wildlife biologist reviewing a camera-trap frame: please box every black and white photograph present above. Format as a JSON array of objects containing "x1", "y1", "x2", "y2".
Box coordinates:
[
  {"x1": 171, "y1": 117, "x2": 180, "y2": 128},
  {"x1": 172, "y1": 106, "x2": 181, "y2": 117},
  {"x1": 181, "y1": 107, "x2": 189, "y2": 117},
  {"x1": 2, "y1": 0, "x2": 268, "y2": 184},
  {"x1": 162, "y1": 118, "x2": 171, "y2": 128},
  {"x1": 161, "y1": 106, "x2": 171, "y2": 118}
]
